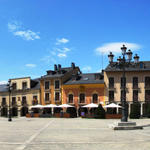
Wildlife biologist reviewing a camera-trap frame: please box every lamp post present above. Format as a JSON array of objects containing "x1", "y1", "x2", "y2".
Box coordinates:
[
  {"x1": 8, "y1": 80, "x2": 12, "y2": 122},
  {"x1": 108, "y1": 45, "x2": 133, "y2": 122},
  {"x1": 120, "y1": 45, "x2": 128, "y2": 122}
]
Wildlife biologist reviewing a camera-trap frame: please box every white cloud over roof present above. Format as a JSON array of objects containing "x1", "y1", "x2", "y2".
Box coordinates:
[{"x1": 96, "y1": 42, "x2": 141, "y2": 55}]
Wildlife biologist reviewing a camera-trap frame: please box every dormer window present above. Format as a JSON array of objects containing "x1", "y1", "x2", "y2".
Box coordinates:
[{"x1": 22, "y1": 82, "x2": 27, "y2": 90}]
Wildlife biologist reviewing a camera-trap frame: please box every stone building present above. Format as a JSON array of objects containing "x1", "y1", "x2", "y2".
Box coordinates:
[
  {"x1": 40, "y1": 63, "x2": 81, "y2": 106},
  {"x1": 0, "y1": 77, "x2": 40, "y2": 116},
  {"x1": 104, "y1": 53, "x2": 150, "y2": 116},
  {"x1": 63, "y1": 73, "x2": 104, "y2": 115}
]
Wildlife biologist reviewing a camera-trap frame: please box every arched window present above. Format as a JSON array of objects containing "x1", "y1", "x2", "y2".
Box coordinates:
[
  {"x1": 92, "y1": 94, "x2": 98, "y2": 103},
  {"x1": 68, "y1": 94, "x2": 74, "y2": 103},
  {"x1": 79, "y1": 93, "x2": 85, "y2": 103}
]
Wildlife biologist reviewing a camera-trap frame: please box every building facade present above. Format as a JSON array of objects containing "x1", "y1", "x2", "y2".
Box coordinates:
[
  {"x1": 63, "y1": 73, "x2": 105, "y2": 114},
  {"x1": 40, "y1": 63, "x2": 81, "y2": 105},
  {"x1": 104, "y1": 58, "x2": 150, "y2": 116},
  {"x1": 0, "y1": 77, "x2": 40, "y2": 116}
]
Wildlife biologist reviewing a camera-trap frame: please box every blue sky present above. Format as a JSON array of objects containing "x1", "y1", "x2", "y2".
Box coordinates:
[{"x1": 0, "y1": 0, "x2": 150, "y2": 83}]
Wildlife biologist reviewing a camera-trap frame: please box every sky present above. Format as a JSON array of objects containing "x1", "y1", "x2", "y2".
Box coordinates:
[{"x1": 0, "y1": 0, "x2": 150, "y2": 84}]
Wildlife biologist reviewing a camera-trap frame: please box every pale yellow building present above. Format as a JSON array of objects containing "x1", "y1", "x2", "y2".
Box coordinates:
[
  {"x1": 104, "y1": 60, "x2": 150, "y2": 116},
  {"x1": 0, "y1": 77, "x2": 40, "y2": 116}
]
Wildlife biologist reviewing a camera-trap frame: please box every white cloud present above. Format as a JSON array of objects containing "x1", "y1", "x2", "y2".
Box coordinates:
[
  {"x1": 41, "y1": 39, "x2": 71, "y2": 63},
  {"x1": 0, "y1": 81, "x2": 8, "y2": 85},
  {"x1": 8, "y1": 22, "x2": 20, "y2": 32},
  {"x1": 14, "y1": 30, "x2": 40, "y2": 41},
  {"x1": 96, "y1": 42, "x2": 141, "y2": 55},
  {"x1": 56, "y1": 38, "x2": 69, "y2": 45},
  {"x1": 25, "y1": 64, "x2": 36, "y2": 68},
  {"x1": 57, "y1": 53, "x2": 67, "y2": 58},
  {"x1": 82, "y1": 66, "x2": 92, "y2": 72},
  {"x1": 56, "y1": 47, "x2": 70, "y2": 53},
  {"x1": 8, "y1": 21, "x2": 40, "y2": 41}
]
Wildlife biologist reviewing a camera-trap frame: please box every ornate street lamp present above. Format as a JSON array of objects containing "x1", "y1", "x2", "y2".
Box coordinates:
[
  {"x1": 134, "y1": 54, "x2": 140, "y2": 63},
  {"x1": 108, "y1": 52, "x2": 114, "y2": 63},
  {"x1": 108, "y1": 45, "x2": 133, "y2": 122},
  {"x1": 8, "y1": 80, "x2": 12, "y2": 122}
]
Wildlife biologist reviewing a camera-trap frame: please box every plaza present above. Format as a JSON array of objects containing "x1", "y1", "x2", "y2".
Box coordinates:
[{"x1": 0, "y1": 117, "x2": 150, "y2": 150}]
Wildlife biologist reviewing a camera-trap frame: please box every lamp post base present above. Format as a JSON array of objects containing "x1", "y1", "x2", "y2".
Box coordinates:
[
  {"x1": 8, "y1": 118, "x2": 12, "y2": 122},
  {"x1": 111, "y1": 121, "x2": 143, "y2": 130}
]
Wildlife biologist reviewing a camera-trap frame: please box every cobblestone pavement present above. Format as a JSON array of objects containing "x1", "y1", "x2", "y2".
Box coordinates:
[{"x1": 0, "y1": 117, "x2": 150, "y2": 150}]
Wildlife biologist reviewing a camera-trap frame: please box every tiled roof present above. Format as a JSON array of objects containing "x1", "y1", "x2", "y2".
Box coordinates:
[
  {"x1": 64, "y1": 73, "x2": 104, "y2": 85},
  {"x1": 0, "y1": 84, "x2": 8, "y2": 92},
  {"x1": 0, "y1": 78, "x2": 40, "y2": 92},
  {"x1": 41, "y1": 66, "x2": 80, "y2": 78},
  {"x1": 105, "y1": 61, "x2": 150, "y2": 72},
  {"x1": 31, "y1": 78, "x2": 40, "y2": 90}
]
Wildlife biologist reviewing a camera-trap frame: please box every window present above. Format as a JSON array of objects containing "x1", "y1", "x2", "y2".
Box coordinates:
[
  {"x1": 145, "y1": 90, "x2": 150, "y2": 102},
  {"x1": 133, "y1": 77, "x2": 138, "y2": 89},
  {"x1": 109, "y1": 91, "x2": 114, "y2": 102},
  {"x1": 109, "y1": 77, "x2": 114, "y2": 88},
  {"x1": 55, "y1": 80, "x2": 60, "y2": 89},
  {"x1": 2, "y1": 98, "x2": 6, "y2": 106},
  {"x1": 55, "y1": 92, "x2": 60, "y2": 101},
  {"x1": 22, "y1": 82, "x2": 27, "y2": 89},
  {"x1": 33, "y1": 96, "x2": 38, "y2": 105},
  {"x1": 12, "y1": 97, "x2": 16, "y2": 105},
  {"x1": 45, "y1": 93, "x2": 50, "y2": 101},
  {"x1": 121, "y1": 90, "x2": 126, "y2": 101},
  {"x1": 12, "y1": 83, "x2": 17, "y2": 90},
  {"x1": 22, "y1": 96, "x2": 27, "y2": 105},
  {"x1": 79, "y1": 93, "x2": 85, "y2": 103},
  {"x1": 133, "y1": 90, "x2": 138, "y2": 102},
  {"x1": 121, "y1": 77, "x2": 126, "y2": 88},
  {"x1": 145, "y1": 77, "x2": 150, "y2": 88},
  {"x1": 45, "y1": 81, "x2": 50, "y2": 90},
  {"x1": 68, "y1": 94, "x2": 73, "y2": 103},
  {"x1": 92, "y1": 93, "x2": 98, "y2": 103}
]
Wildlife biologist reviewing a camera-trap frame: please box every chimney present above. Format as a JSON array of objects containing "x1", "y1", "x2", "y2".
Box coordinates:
[
  {"x1": 71, "y1": 62, "x2": 75, "y2": 69},
  {"x1": 58, "y1": 64, "x2": 61, "y2": 71},
  {"x1": 54, "y1": 64, "x2": 57, "y2": 71},
  {"x1": 134, "y1": 54, "x2": 140, "y2": 64}
]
